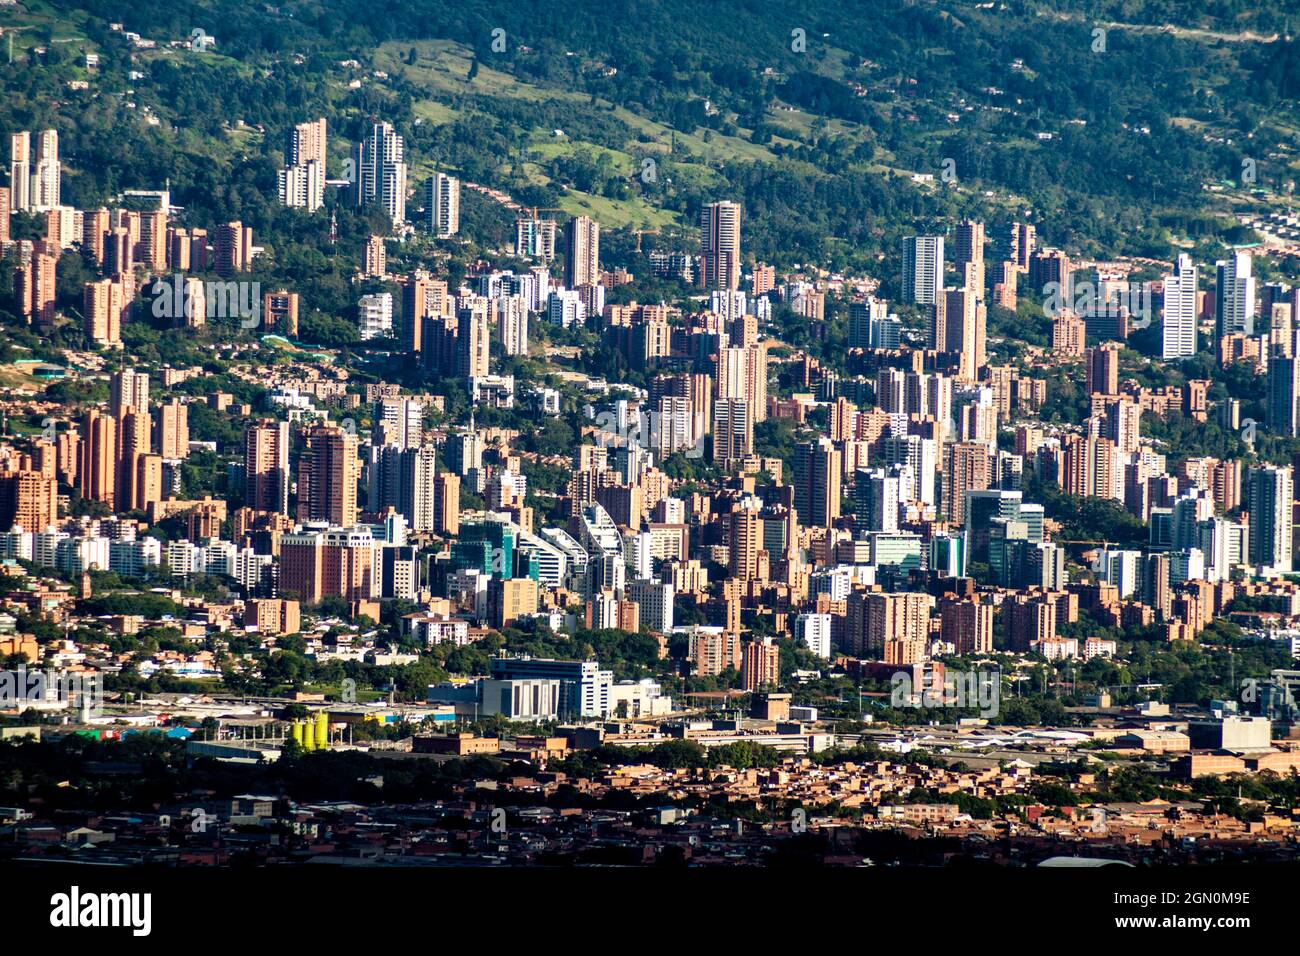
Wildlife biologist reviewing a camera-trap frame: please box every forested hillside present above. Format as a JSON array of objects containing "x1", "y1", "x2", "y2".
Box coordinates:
[{"x1": 3, "y1": 0, "x2": 1300, "y2": 316}]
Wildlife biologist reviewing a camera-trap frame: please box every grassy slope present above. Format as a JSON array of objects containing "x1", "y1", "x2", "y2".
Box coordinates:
[
  {"x1": 6, "y1": 1, "x2": 1299, "y2": 241},
  {"x1": 372, "y1": 39, "x2": 834, "y2": 229}
]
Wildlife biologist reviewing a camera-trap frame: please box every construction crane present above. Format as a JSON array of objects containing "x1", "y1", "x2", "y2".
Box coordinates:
[
  {"x1": 516, "y1": 206, "x2": 563, "y2": 221},
  {"x1": 633, "y1": 227, "x2": 660, "y2": 253}
]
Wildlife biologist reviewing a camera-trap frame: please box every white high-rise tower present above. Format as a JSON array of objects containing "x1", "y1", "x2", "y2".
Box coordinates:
[
  {"x1": 903, "y1": 235, "x2": 944, "y2": 305},
  {"x1": 1162, "y1": 253, "x2": 1198, "y2": 359}
]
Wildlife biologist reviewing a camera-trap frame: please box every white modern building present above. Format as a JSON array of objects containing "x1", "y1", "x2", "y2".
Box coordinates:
[
  {"x1": 902, "y1": 235, "x2": 944, "y2": 305},
  {"x1": 358, "y1": 292, "x2": 394, "y2": 340},
  {"x1": 627, "y1": 579, "x2": 675, "y2": 634},
  {"x1": 795, "y1": 612, "x2": 833, "y2": 658},
  {"x1": 1162, "y1": 252, "x2": 1198, "y2": 359},
  {"x1": 427, "y1": 171, "x2": 460, "y2": 237},
  {"x1": 354, "y1": 121, "x2": 407, "y2": 225}
]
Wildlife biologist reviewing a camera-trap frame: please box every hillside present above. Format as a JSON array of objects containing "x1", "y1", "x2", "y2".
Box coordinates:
[{"x1": 3, "y1": 0, "x2": 1300, "y2": 293}]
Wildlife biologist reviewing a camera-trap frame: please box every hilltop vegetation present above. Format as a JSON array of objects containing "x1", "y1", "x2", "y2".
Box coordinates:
[{"x1": 2, "y1": 0, "x2": 1299, "y2": 287}]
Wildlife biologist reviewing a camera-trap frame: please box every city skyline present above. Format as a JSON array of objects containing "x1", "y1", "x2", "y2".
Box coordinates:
[{"x1": 0, "y1": 4, "x2": 1296, "y2": 923}]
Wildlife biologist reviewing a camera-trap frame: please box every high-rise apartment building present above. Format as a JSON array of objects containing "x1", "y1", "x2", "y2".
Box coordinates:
[
  {"x1": 943, "y1": 441, "x2": 991, "y2": 525},
  {"x1": 1063, "y1": 434, "x2": 1119, "y2": 500},
  {"x1": 400, "y1": 444, "x2": 439, "y2": 533},
  {"x1": 848, "y1": 297, "x2": 890, "y2": 351},
  {"x1": 279, "y1": 161, "x2": 324, "y2": 211},
  {"x1": 700, "y1": 201, "x2": 741, "y2": 291},
  {"x1": 433, "y1": 471, "x2": 461, "y2": 536},
  {"x1": 1086, "y1": 343, "x2": 1120, "y2": 396},
  {"x1": 627, "y1": 579, "x2": 675, "y2": 634},
  {"x1": 1010, "y1": 221, "x2": 1036, "y2": 270},
  {"x1": 262, "y1": 290, "x2": 300, "y2": 336},
  {"x1": 881, "y1": 434, "x2": 938, "y2": 507},
  {"x1": 401, "y1": 273, "x2": 448, "y2": 353},
  {"x1": 457, "y1": 307, "x2": 491, "y2": 381},
  {"x1": 940, "y1": 597, "x2": 994, "y2": 654},
  {"x1": 1005, "y1": 595, "x2": 1056, "y2": 652},
  {"x1": 104, "y1": 225, "x2": 134, "y2": 278},
  {"x1": 1103, "y1": 398, "x2": 1141, "y2": 455},
  {"x1": 243, "y1": 420, "x2": 290, "y2": 515},
  {"x1": 427, "y1": 172, "x2": 460, "y2": 237},
  {"x1": 741, "y1": 638, "x2": 780, "y2": 691},
  {"x1": 1247, "y1": 464, "x2": 1293, "y2": 574},
  {"x1": 115, "y1": 408, "x2": 151, "y2": 513},
  {"x1": 81, "y1": 208, "x2": 109, "y2": 266},
  {"x1": 10, "y1": 130, "x2": 61, "y2": 212},
  {"x1": 902, "y1": 235, "x2": 944, "y2": 305},
  {"x1": 715, "y1": 345, "x2": 767, "y2": 425},
  {"x1": 991, "y1": 259, "x2": 1018, "y2": 309},
  {"x1": 516, "y1": 217, "x2": 557, "y2": 260},
  {"x1": 362, "y1": 234, "x2": 386, "y2": 277},
  {"x1": 940, "y1": 286, "x2": 985, "y2": 381},
  {"x1": 725, "y1": 505, "x2": 763, "y2": 581},
  {"x1": 1215, "y1": 250, "x2": 1256, "y2": 339},
  {"x1": 855, "y1": 467, "x2": 900, "y2": 533},
  {"x1": 794, "y1": 437, "x2": 842, "y2": 529},
  {"x1": 139, "y1": 210, "x2": 168, "y2": 272},
  {"x1": 8, "y1": 133, "x2": 29, "y2": 212},
  {"x1": 213, "y1": 221, "x2": 253, "y2": 276},
  {"x1": 1028, "y1": 248, "x2": 1073, "y2": 304},
  {"x1": 110, "y1": 370, "x2": 150, "y2": 418},
  {"x1": 188, "y1": 227, "x2": 209, "y2": 272},
  {"x1": 354, "y1": 121, "x2": 407, "y2": 225},
  {"x1": 280, "y1": 527, "x2": 378, "y2": 604},
  {"x1": 287, "y1": 118, "x2": 327, "y2": 166},
  {"x1": 847, "y1": 591, "x2": 933, "y2": 658},
  {"x1": 370, "y1": 443, "x2": 438, "y2": 532},
  {"x1": 1052, "y1": 311, "x2": 1087, "y2": 356},
  {"x1": 358, "y1": 292, "x2": 394, "y2": 340},
  {"x1": 132, "y1": 453, "x2": 163, "y2": 512},
  {"x1": 1162, "y1": 253, "x2": 1198, "y2": 359},
  {"x1": 372, "y1": 397, "x2": 425, "y2": 450},
  {"x1": 564, "y1": 215, "x2": 600, "y2": 289},
  {"x1": 953, "y1": 220, "x2": 985, "y2": 295},
  {"x1": 297, "y1": 424, "x2": 359, "y2": 527},
  {"x1": 0, "y1": 468, "x2": 57, "y2": 532},
  {"x1": 493, "y1": 295, "x2": 529, "y2": 356},
  {"x1": 16, "y1": 243, "x2": 58, "y2": 327},
  {"x1": 154, "y1": 399, "x2": 189, "y2": 460},
  {"x1": 712, "y1": 398, "x2": 752, "y2": 463},
  {"x1": 1268, "y1": 350, "x2": 1300, "y2": 438},
  {"x1": 78, "y1": 408, "x2": 117, "y2": 509}
]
